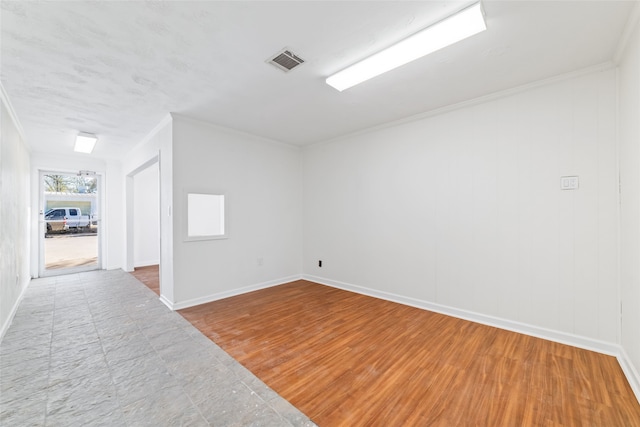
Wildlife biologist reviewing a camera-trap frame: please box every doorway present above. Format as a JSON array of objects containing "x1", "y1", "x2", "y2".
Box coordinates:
[
  {"x1": 132, "y1": 162, "x2": 160, "y2": 294},
  {"x1": 39, "y1": 170, "x2": 101, "y2": 276},
  {"x1": 126, "y1": 158, "x2": 161, "y2": 296}
]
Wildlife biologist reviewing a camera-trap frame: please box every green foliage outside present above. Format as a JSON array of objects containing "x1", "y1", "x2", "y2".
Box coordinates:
[
  {"x1": 44, "y1": 174, "x2": 97, "y2": 216},
  {"x1": 44, "y1": 174, "x2": 97, "y2": 194},
  {"x1": 45, "y1": 201, "x2": 92, "y2": 215}
]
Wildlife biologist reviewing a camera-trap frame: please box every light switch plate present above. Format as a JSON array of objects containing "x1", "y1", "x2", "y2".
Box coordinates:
[{"x1": 561, "y1": 176, "x2": 579, "y2": 190}]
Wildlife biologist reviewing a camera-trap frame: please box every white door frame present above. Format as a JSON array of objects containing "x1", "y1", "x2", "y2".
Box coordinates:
[
  {"x1": 38, "y1": 169, "x2": 103, "y2": 277},
  {"x1": 125, "y1": 155, "x2": 160, "y2": 272}
]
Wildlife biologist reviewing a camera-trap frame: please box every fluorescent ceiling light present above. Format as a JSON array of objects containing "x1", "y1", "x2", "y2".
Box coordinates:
[
  {"x1": 74, "y1": 133, "x2": 98, "y2": 153},
  {"x1": 326, "y1": 2, "x2": 486, "y2": 92}
]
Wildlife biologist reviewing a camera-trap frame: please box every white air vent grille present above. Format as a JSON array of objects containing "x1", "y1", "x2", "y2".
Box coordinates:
[{"x1": 267, "y1": 49, "x2": 305, "y2": 72}]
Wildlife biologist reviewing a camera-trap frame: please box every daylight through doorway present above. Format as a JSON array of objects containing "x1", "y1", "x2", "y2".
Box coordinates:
[{"x1": 41, "y1": 171, "x2": 100, "y2": 275}]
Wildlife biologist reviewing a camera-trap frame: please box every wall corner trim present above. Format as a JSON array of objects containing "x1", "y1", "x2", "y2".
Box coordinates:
[
  {"x1": 166, "y1": 275, "x2": 304, "y2": 311},
  {"x1": 0, "y1": 279, "x2": 30, "y2": 343},
  {"x1": 124, "y1": 113, "x2": 173, "y2": 159},
  {"x1": 0, "y1": 81, "x2": 29, "y2": 149},
  {"x1": 170, "y1": 113, "x2": 300, "y2": 151},
  {"x1": 159, "y1": 294, "x2": 175, "y2": 311},
  {"x1": 619, "y1": 347, "x2": 640, "y2": 404},
  {"x1": 614, "y1": 1, "x2": 640, "y2": 64},
  {"x1": 308, "y1": 62, "x2": 615, "y2": 150}
]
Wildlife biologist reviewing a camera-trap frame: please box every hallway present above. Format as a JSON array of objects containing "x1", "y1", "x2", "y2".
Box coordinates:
[{"x1": 0, "y1": 269, "x2": 314, "y2": 426}]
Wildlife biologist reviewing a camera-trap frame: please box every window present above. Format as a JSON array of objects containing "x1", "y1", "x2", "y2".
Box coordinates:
[{"x1": 46, "y1": 209, "x2": 65, "y2": 219}]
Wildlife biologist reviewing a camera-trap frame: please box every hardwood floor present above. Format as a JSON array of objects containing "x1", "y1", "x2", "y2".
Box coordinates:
[
  {"x1": 130, "y1": 265, "x2": 160, "y2": 295},
  {"x1": 179, "y1": 280, "x2": 640, "y2": 426}
]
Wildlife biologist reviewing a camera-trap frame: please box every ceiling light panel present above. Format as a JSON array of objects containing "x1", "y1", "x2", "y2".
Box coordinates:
[
  {"x1": 74, "y1": 133, "x2": 98, "y2": 153},
  {"x1": 326, "y1": 2, "x2": 486, "y2": 91}
]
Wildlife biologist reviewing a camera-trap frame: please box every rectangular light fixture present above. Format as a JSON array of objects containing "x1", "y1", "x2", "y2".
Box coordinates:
[
  {"x1": 326, "y1": 2, "x2": 486, "y2": 92},
  {"x1": 74, "y1": 132, "x2": 98, "y2": 153}
]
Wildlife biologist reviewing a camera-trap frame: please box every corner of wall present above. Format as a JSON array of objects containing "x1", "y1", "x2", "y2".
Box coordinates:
[
  {"x1": 122, "y1": 114, "x2": 174, "y2": 304},
  {"x1": 617, "y1": 2, "x2": 640, "y2": 406},
  {"x1": 0, "y1": 84, "x2": 32, "y2": 340},
  {"x1": 614, "y1": 1, "x2": 640, "y2": 64},
  {"x1": 0, "y1": 82, "x2": 28, "y2": 148},
  {"x1": 619, "y1": 347, "x2": 640, "y2": 404},
  {"x1": 0, "y1": 281, "x2": 28, "y2": 342}
]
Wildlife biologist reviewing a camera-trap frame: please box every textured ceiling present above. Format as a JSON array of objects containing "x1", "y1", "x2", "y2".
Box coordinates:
[{"x1": 0, "y1": 1, "x2": 634, "y2": 159}]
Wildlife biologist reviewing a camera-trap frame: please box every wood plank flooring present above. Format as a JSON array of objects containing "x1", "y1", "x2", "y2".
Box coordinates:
[
  {"x1": 130, "y1": 265, "x2": 160, "y2": 295},
  {"x1": 179, "y1": 280, "x2": 640, "y2": 426}
]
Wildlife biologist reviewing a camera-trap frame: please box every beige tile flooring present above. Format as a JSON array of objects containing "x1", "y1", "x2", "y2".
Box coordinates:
[{"x1": 0, "y1": 269, "x2": 316, "y2": 426}]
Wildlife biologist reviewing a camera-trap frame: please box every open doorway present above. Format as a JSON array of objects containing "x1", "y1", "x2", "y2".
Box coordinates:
[
  {"x1": 40, "y1": 170, "x2": 101, "y2": 276},
  {"x1": 129, "y1": 161, "x2": 160, "y2": 295}
]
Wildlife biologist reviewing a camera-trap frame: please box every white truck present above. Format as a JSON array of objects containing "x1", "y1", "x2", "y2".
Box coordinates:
[{"x1": 45, "y1": 207, "x2": 91, "y2": 232}]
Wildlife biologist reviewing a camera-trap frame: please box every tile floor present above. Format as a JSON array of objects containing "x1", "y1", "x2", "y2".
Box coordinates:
[{"x1": 0, "y1": 269, "x2": 317, "y2": 427}]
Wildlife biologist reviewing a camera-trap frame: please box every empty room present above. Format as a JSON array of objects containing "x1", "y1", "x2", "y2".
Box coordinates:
[{"x1": 2, "y1": 0, "x2": 640, "y2": 425}]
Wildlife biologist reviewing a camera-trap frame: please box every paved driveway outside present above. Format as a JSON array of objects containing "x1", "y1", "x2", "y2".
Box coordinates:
[{"x1": 45, "y1": 233, "x2": 98, "y2": 270}]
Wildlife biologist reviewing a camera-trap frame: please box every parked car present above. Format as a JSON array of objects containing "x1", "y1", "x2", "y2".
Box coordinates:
[{"x1": 45, "y1": 207, "x2": 91, "y2": 232}]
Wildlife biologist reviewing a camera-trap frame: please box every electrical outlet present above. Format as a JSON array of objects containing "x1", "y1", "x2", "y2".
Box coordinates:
[
  {"x1": 257, "y1": 257, "x2": 264, "y2": 266},
  {"x1": 560, "y1": 176, "x2": 579, "y2": 190}
]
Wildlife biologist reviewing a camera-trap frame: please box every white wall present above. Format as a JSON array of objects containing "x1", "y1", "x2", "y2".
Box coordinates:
[
  {"x1": 619, "y1": 14, "x2": 640, "y2": 396},
  {"x1": 133, "y1": 162, "x2": 160, "y2": 267},
  {"x1": 122, "y1": 116, "x2": 173, "y2": 302},
  {"x1": 0, "y1": 92, "x2": 31, "y2": 338},
  {"x1": 303, "y1": 68, "x2": 619, "y2": 347},
  {"x1": 170, "y1": 115, "x2": 302, "y2": 306},
  {"x1": 29, "y1": 153, "x2": 124, "y2": 275},
  {"x1": 104, "y1": 160, "x2": 124, "y2": 270}
]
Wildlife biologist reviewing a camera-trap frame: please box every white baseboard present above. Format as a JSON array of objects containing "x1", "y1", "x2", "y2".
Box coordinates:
[
  {"x1": 163, "y1": 275, "x2": 303, "y2": 311},
  {"x1": 159, "y1": 294, "x2": 174, "y2": 311},
  {"x1": 134, "y1": 260, "x2": 160, "y2": 268},
  {"x1": 618, "y1": 347, "x2": 640, "y2": 404},
  {"x1": 303, "y1": 274, "x2": 621, "y2": 357},
  {"x1": 153, "y1": 272, "x2": 640, "y2": 405},
  {"x1": 0, "y1": 279, "x2": 30, "y2": 343}
]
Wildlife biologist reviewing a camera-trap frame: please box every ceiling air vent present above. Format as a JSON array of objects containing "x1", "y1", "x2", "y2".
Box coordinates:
[{"x1": 267, "y1": 49, "x2": 305, "y2": 72}]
